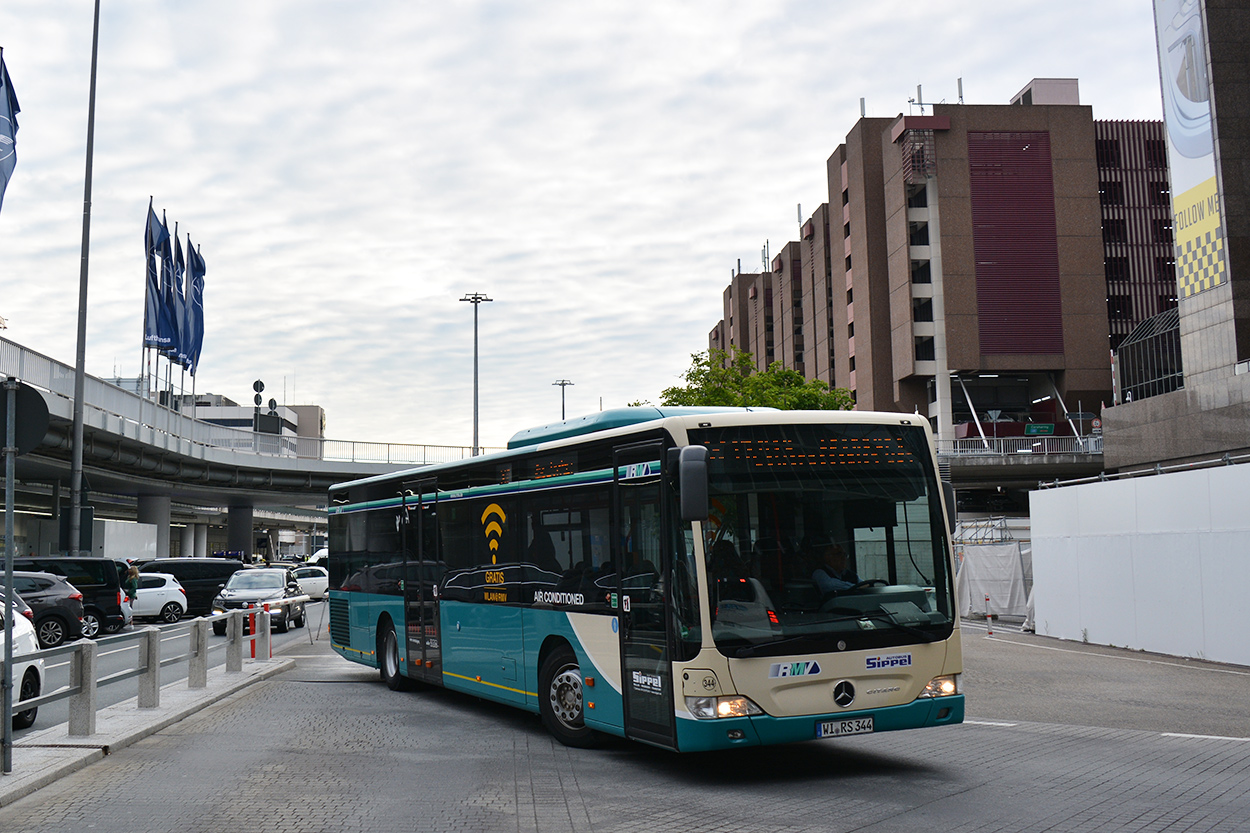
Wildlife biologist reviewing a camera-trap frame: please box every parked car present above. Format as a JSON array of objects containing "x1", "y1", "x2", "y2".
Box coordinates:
[
  {"x1": 0, "y1": 589, "x2": 34, "y2": 623},
  {"x1": 140, "y1": 558, "x2": 252, "y2": 616},
  {"x1": 10, "y1": 571, "x2": 85, "y2": 648},
  {"x1": 130, "y1": 573, "x2": 187, "y2": 624},
  {"x1": 211, "y1": 568, "x2": 306, "y2": 636},
  {"x1": 13, "y1": 556, "x2": 127, "y2": 638},
  {"x1": 2, "y1": 599, "x2": 44, "y2": 729},
  {"x1": 291, "y1": 565, "x2": 329, "y2": 600}
]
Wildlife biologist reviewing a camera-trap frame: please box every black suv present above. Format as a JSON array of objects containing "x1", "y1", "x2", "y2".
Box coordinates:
[
  {"x1": 14, "y1": 556, "x2": 127, "y2": 638},
  {"x1": 140, "y1": 558, "x2": 251, "y2": 615},
  {"x1": 210, "y1": 568, "x2": 306, "y2": 635},
  {"x1": 11, "y1": 571, "x2": 85, "y2": 648}
]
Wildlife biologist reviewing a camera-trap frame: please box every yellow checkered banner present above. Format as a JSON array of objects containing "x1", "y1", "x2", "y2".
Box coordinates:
[{"x1": 1173, "y1": 175, "x2": 1227, "y2": 297}]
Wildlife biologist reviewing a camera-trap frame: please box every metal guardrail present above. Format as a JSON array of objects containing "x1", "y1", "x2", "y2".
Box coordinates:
[
  {"x1": 1038, "y1": 449, "x2": 1250, "y2": 489},
  {"x1": 0, "y1": 335, "x2": 499, "y2": 465},
  {"x1": 937, "y1": 435, "x2": 1103, "y2": 456},
  {"x1": 1, "y1": 598, "x2": 308, "y2": 744}
]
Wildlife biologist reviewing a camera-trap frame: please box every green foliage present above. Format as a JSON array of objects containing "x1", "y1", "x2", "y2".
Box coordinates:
[{"x1": 659, "y1": 347, "x2": 854, "y2": 411}]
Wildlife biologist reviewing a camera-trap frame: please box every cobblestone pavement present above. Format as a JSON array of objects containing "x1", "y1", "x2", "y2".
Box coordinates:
[{"x1": 1, "y1": 631, "x2": 1248, "y2": 832}]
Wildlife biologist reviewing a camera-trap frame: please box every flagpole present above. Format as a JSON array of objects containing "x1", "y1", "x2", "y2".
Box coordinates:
[{"x1": 69, "y1": 0, "x2": 101, "y2": 557}]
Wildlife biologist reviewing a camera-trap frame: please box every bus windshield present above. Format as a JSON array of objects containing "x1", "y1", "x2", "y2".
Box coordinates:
[{"x1": 689, "y1": 422, "x2": 955, "y2": 658}]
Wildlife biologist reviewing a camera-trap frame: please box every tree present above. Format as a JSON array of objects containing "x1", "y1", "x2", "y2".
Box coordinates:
[{"x1": 659, "y1": 347, "x2": 854, "y2": 410}]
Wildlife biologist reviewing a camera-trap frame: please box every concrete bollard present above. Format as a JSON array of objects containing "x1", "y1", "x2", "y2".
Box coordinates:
[
  {"x1": 257, "y1": 604, "x2": 272, "y2": 661},
  {"x1": 227, "y1": 611, "x2": 243, "y2": 672},
  {"x1": 68, "y1": 639, "x2": 98, "y2": 737},
  {"x1": 188, "y1": 619, "x2": 209, "y2": 689},
  {"x1": 138, "y1": 626, "x2": 162, "y2": 708}
]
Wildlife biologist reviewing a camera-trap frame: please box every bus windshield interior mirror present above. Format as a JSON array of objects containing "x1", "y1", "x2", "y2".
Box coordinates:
[{"x1": 678, "y1": 445, "x2": 709, "y2": 523}]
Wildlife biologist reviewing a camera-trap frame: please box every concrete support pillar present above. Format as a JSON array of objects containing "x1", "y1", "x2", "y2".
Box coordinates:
[
  {"x1": 227, "y1": 505, "x2": 254, "y2": 557},
  {"x1": 180, "y1": 524, "x2": 195, "y2": 559},
  {"x1": 137, "y1": 494, "x2": 172, "y2": 558},
  {"x1": 194, "y1": 523, "x2": 208, "y2": 558}
]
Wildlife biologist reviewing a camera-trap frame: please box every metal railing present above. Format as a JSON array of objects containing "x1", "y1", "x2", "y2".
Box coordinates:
[
  {"x1": 0, "y1": 335, "x2": 498, "y2": 465},
  {"x1": 937, "y1": 435, "x2": 1103, "y2": 457},
  {"x1": 1, "y1": 599, "x2": 307, "y2": 758},
  {"x1": 1038, "y1": 449, "x2": 1250, "y2": 489}
]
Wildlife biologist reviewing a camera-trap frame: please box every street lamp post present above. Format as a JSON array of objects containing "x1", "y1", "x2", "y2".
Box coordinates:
[
  {"x1": 553, "y1": 379, "x2": 573, "y2": 420},
  {"x1": 460, "y1": 293, "x2": 492, "y2": 455}
]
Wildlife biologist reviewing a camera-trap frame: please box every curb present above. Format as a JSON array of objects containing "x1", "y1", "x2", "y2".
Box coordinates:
[{"x1": 0, "y1": 658, "x2": 294, "y2": 807}]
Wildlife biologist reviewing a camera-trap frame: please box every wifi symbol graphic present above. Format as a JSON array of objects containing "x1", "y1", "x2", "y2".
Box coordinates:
[{"x1": 481, "y1": 503, "x2": 507, "y2": 564}]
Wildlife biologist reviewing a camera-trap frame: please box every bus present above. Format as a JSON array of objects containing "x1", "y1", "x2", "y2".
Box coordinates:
[{"x1": 327, "y1": 407, "x2": 963, "y2": 751}]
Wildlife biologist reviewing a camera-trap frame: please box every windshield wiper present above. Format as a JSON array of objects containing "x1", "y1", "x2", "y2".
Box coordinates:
[
  {"x1": 728, "y1": 635, "x2": 819, "y2": 658},
  {"x1": 811, "y1": 610, "x2": 938, "y2": 643}
]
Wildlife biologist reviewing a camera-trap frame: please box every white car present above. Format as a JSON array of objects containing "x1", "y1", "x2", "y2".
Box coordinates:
[
  {"x1": 2, "y1": 601, "x2": 44, "y2": 729},
  {"x1": 291, "y1": 566, "x2": 329, "y2": 600},
  {"x1": 131, "y1": 573, "x2": 188, "y2": 624}
]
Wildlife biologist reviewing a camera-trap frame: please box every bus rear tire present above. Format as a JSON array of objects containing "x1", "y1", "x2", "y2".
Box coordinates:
[
  {"x1": 539, "y1": 645, "x2": 598, "y2": 748},
  {"x1": 379, "y1": 621, "x2": 408, "y2": 691}
]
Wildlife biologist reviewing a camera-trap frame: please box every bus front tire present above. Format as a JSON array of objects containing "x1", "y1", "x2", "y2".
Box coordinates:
[
  {"x1": 379, "y1": 622, "x2": 408, "y2": 691},
  {"x1": 539, "y1": 646, "x2": 598, "y2": 748}
]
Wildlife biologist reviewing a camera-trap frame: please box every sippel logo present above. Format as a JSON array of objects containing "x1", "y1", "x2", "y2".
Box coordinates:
[{"x1": 865, "y1": 653, "x2": 913, "y2": 670}]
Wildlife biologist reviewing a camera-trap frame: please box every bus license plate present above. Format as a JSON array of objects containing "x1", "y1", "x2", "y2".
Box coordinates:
[{"x1": 818, "y1": 717, "x2": 874, "y2": 738}]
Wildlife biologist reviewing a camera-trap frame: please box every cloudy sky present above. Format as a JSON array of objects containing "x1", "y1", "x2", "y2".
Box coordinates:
[{"x1": 0, "y1": 1, "x2": 1165, "y2": 450}]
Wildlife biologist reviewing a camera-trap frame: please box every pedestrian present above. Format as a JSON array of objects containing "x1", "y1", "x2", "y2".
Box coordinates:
[{"x1": 125, "y1": 565, "x2": 141, "y2": 603}]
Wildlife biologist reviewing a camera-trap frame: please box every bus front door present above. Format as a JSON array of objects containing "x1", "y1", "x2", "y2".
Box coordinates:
[
  {"x1": 613, "y1": 442, "x2": 677, "y2": 749},
  {"x1": 403, "y1": 478, "x2": 441, "y2": 684}
]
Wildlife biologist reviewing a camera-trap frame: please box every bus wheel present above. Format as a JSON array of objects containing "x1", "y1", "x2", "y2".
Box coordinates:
[
  {"x1": 540, "y1": 646, "x2": 597, "y2": 748},
  {"x1": 378, "y1": 621, "x2": 408, "y2": 691}
]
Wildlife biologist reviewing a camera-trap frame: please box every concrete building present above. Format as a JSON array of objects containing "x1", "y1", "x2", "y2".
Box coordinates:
[{"x1": 712, "y1": 81, "x2": 1177, "y2": 453}]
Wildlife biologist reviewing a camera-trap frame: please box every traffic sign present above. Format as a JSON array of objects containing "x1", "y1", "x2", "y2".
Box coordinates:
[
  {"x1": 1024, "y1": 423, "x2": 1054, "y2": 436},
  {"x1": 0, "y1": 381, "x2": 51, "y2": 456}
]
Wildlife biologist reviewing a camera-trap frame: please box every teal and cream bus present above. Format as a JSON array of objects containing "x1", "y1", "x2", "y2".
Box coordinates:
[{"x1": 327, "y1": 407, "x2": 963, "y2": 751}]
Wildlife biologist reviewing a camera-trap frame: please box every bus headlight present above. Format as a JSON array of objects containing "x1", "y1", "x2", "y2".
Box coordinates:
[
  {"x1": 918, "y1": 674, "x2": 961, "y2": 698},
  {"x1": 685, "y1": 695, "x2": 765, "y2": 719}
]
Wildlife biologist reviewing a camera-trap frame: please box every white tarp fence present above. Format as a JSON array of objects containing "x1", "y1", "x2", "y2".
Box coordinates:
[{"x1": 957, "y1": 542, "x2": 1031, "y2": 619}]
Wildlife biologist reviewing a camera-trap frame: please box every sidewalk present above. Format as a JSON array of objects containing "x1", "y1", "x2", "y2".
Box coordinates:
[{"x1": 0, "y1": 656, "x2": 293, "y2": 807}]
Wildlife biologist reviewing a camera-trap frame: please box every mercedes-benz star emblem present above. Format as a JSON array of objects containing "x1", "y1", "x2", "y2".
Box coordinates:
[{"x1": 833, "y1": 680, "x2": 856, "y2": 707}]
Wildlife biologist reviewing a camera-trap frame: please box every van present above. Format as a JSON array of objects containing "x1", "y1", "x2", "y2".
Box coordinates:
[
  {"x1": 140, "y1": 558, "x2": 251, "y2": 615},
  {"x1": 14, "y1": 556, "x2": 127, "y2": 638}
]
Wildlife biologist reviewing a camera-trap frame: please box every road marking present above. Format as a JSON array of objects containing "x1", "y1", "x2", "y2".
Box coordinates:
[
  {"x1": 964, "y1": 720, "x2": 1017, "y2": 727},
  {"x1": 1162, "y1": 732, "x2": 1250, "y2": 742}
]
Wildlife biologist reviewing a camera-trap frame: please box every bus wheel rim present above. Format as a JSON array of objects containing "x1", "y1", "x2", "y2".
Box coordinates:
[{"x1": 549, "y1": 664, "x2": 583, "y2": 727}]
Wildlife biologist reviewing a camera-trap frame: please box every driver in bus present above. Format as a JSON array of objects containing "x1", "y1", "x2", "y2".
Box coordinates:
[{"x1": 810, "y1": 539, "x2": 859, "y2": 595}]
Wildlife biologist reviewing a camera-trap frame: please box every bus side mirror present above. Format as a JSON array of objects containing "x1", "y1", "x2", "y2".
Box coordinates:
[
  {"x1": 678, "y1": 445, "x2": 709, "y2": 523},
  {"x1": 941, "y1": 481, "x2": 956, "y2": 535}
]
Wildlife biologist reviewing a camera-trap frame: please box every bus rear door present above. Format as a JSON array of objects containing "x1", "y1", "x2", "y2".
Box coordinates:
[
  {"x1": 614, "y1": 441, "x2": 677, "y2": 749},
  {"x1": 403, "y1": 478, "x2": 442, "y2": 684}
]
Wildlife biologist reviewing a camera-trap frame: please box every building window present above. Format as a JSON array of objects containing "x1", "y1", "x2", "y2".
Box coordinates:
[
  {"x1": 1150, "y1": 181, "x2": 1170, "y2": 206},
  {"x1": 1155, "y1": 256, "x2": 1175, "y2": 281},
  {"x1": 848, "y1": 355, "x2": 856, "y2": 371},
  {"x1": 912, "y1": 297, "x2": 934, "y2": 322},
  {"x1": 1105, "y1": 256, "x2": 1130, "y2": 281},
  {"x1": 1102, "y1": 218, "x2": 1128, "y2": 245},
  {"x1": 847, "y1": 321, "x2": 854, "y2": 338},
  {"x1": 845, "y1": 255, "x2": 852, "y2": 271},
  {"x1": 907, "y1": 186, "x2": 928, "y2": 208},
  {"x1": 909, "y1": 223, "x2": 929, "y2": 246},
  {"x1": 914, "y1": 337, "x2": 935, "y2": 362},
  {"x1": 843, "y1": 222, "x2": 850, "y2": 239},
  {"x1": 1145, "y1": 139, "x2": 1167, "y2": 169},
  {"x1": 1152, "y1": 219, "x2": 1173, "y2": 246},
  {"x1": 1158, "y1": 293, "x2": 1177, "y2": 311},
  {"x1": 1107, "y1": 295, "x2": 1133, "y2": 320},
  {"x1": 1099, "y1": 180, "x2": 1125, "y2": 207},
  {"x1": 911, "y1": 261, "x2": 931, "y2": 284},
  {"x1": 846, "y1": 288, "x2": 853, "y2": 305},
  {"x1": 842, "y1": 189, "x2": 849, "y2": 206},
  {"x1": 1096, "y1": 138, "x2": 1121, "y2": 169}
]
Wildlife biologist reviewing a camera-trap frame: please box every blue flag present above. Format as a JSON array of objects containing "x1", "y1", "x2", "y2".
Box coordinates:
[
  {"x1": 157, "y1": 211, "x2": 179, "y2": 353},
  {"x1": 171, "y1": 231, "x2": 188, "y2": 366},
  {"x1": 0, "y1": 56, "x2": 20, "y2": 212},
  {"x1": 143, "y1": 199, "x2": 171, "y2": 349},
  {"x1": 185, "y1": 237, "x2": 206, "y2": 375}
]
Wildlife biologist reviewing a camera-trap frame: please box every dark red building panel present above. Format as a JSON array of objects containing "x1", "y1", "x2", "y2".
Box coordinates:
[{"x1": 968, "y1": 131, "x2": 1065, "y2": 354}]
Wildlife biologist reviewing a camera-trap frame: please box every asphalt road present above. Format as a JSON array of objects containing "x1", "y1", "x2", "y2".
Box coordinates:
[{"x1": 0, "y1": 618, "x2": 1246, "y2": 833}]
